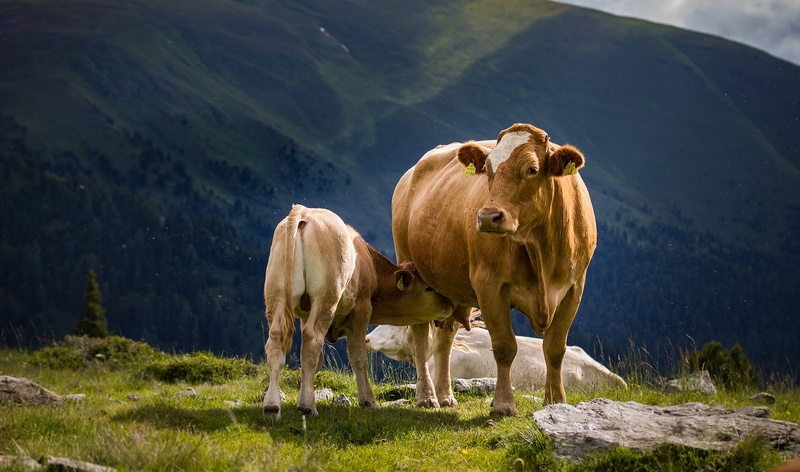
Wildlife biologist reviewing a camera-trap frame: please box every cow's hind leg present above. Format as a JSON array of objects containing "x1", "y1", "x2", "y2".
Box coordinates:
[
  {"x1": 296, "y1": 301, "x2": 337, "y2": 415},
  {"x1": 433, "y1": 307, "x2": 469, "y2": 408}
]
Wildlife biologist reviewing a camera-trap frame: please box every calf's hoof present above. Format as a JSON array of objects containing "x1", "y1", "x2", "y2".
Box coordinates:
[
  {"x1": 415, "y1": 397, "x2": 441, "y2": 409},
  {"x1": 262, "y1": 404, "x2": 281, "y2": 420},
  {"x1": 439, "y1": 396, "x2": 458, "y2": 408},
  {"x1": 489, "y1": 403, "x2": 518, "y2": 417},
  {"x1": 297, "y1": 406, "x2": 318, "y2": 416}
]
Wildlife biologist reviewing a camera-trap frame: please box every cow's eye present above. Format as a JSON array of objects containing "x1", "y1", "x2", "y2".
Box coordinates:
[{"x1": 527, "y1": 167, "x2": 538, "y2": 175}]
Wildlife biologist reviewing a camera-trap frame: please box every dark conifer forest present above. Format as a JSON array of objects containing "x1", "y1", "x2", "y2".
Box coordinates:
[{"x1": 1, "y1": 0, "x2": 799, "y2": 377}]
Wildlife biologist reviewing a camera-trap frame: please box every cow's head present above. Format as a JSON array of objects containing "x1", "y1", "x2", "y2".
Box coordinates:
[
  {"x1": 365, "y1": 325, "x2": 414, "y2": 362},
  {"x1": 456, "y1": 123, "x2": 585, "y2": 236},
  {"x1": 384, "y1": 261, "x2": 454, "y2": 319}
]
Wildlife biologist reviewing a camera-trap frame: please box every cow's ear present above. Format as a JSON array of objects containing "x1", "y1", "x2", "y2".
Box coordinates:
[
  {"x1": 457, "y1": 142, "x2": 490, "y2": 175},
  {"x1": 394, "y1": 269, "x2": 415, "y2": 291},
  {"x1": 545, "y1": 144, "x2": 585, "y2": 177}
]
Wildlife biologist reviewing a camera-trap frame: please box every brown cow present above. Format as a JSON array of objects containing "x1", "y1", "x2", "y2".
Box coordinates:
[
  {"x1": 392, "y1": 123, "x2": 597, "y2": 416},
  {"x1": 262, "y1": 204, "x2": 452, "y2": 418}
]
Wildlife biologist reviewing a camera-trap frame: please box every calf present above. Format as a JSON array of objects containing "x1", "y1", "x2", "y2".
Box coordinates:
[
  {"x1": 366, "y1": 323, "x2": 627, "y2": 391},
  {"x1": 262, "y1": 204, "x2": 452, "y2": 418}
]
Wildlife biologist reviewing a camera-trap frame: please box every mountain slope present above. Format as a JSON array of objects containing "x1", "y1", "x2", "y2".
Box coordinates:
[
  {"x1": 1, "y1": 0, "x2": 799, "y2": 371},
  {"x1": 359, "y1": 7, "x2": 800, "y2": 252}
]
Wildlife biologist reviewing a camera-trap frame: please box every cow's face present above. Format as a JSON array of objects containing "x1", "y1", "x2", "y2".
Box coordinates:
[
  {"x1": 365, "y1": 325, "x2": 413, "y2": 362},
  {"x1": 456, "y1": 123, "x2": 585, "y2": 236},
  {"x1": 393, "y1": 261, "x2": 454, "y2": 317}
]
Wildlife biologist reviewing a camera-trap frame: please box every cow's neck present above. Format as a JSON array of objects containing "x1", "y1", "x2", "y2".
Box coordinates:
[
  {"x1": 516, "y1": 189, "x2": 577, "y2": 336},
  {"x1": 518, "y1": 236, "x2": 556, "y2": 336}
]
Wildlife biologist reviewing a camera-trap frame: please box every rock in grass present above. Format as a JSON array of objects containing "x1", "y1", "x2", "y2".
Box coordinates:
[
  {"x1": 0, "y1": 376, "x2": 62, "y2": 406},
  {"x1": 46, "y1": 456, "x2": 117, "y2": 471},
  {"x1": 750, "y1": 392, "x2": 776, "y2": 405},
  {"x1": 533, "y1": 398, "x2": 800, "y2": 461},
  {"x1": 315, "y1": 388, "x2": 334, "y2": 402},
  {"x1": 0, "y1": 455, "x2": 117, "y2": 471},
  {"x1": 333, "y1": 394, "x2": 351, "y2": 406},
  {"x1": 64, "y1": 393, "x2": 87, "y2": 402},
  {"x1": 175, "y1": 387, "x2": 197, "y2": 398},
  {"x1": 382, "y1": 398, "x2": 411, "y2": 406},
  {"x1": 665, "y1": 370, "x2": 717, "y2": 395},
  {"x1": 0, "y1": 455, "x2": 41, "y2": 470},
  {"x1": 453, "y1": 377, "x2": 496, "y2": 395}
]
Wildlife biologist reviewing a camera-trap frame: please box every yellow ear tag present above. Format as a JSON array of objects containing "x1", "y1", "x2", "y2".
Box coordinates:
[
  {"x1": 464, "y1": 162, "x2": 476, "y2": 176},
  {"x1": 397, "y1": 277, "x2": 405, "y2": 291},
  {"x1": 562, "y1": 161, "x2": 577, "y2": 176}
]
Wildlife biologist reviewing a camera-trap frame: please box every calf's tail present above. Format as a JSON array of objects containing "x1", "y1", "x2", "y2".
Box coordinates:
[{"x1": 280, "y1": 205, "x2": 304, "y2": 353}]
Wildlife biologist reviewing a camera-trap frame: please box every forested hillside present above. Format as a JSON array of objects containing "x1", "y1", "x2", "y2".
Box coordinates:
[
  {"x1": 1, "y1": 0, "x2": 798, "y2": 374},
  {"x1": 0, "y1": 150, "x2": 267, "y2": 355}
]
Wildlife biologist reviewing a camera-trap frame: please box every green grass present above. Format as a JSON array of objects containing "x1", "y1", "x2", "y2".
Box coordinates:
[{"x1": 1, "y1": 345, "x2": 797, "y2": 471}]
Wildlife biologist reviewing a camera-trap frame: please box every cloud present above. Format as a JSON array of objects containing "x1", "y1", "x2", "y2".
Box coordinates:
[{"x1": 554, "y1": 0, "x2": 800, "y2": 66}]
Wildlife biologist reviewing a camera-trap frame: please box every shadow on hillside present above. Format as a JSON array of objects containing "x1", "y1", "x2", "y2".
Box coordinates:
[{"x1": 111, "y1": 402, "x2": 492, "y2": 446}]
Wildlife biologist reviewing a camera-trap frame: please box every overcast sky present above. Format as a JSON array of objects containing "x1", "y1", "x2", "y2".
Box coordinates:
[{"x1": 554, "y1": 0, "x2": 800, "y2": 66}]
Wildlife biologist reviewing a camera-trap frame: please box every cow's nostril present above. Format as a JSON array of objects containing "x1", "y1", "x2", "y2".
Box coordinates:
[{"x1": 477, "y1": 208, "x2": 513, "y2": 234}]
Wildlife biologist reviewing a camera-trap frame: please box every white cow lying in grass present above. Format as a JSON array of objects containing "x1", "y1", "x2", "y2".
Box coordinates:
[{"x1": 366, "y1": 323, "x2": 627, "y2": 391}]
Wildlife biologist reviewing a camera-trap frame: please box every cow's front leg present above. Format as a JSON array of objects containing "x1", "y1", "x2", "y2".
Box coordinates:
[
  {"x1": 432, "y1": 308, "x2": 468, "y2": 407},
  {"x1": 409, "y1": 322, "x2": 439, "y2": 408},
  {"x1": 479, "y1": 298, "x2": 517, "y2": 416},
  {"x1": 348, "y1": 300, "x2": 377, "y2": 408},
  {"x1": 543, "y1": 283, "x2": 582, "y2": 404},
  {"x1": 296, "y1": 303, "x2": 336, "y2": 415},
  {"x1": 263, "y1": 307, "x2": 288, "y2": 419},
  {"x1": 542, "y1": 330, "x2": 567, "y2": 404}
]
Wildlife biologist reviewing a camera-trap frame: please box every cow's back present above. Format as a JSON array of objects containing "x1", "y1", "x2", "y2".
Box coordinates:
[{"x1": 392, "y1": 141, "x2": 496, "y2": 304}]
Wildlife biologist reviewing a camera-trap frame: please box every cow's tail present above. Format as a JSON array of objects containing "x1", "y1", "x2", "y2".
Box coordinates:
[{"x1": 280, "y1": 205, "x2": 303, "y2": 353}]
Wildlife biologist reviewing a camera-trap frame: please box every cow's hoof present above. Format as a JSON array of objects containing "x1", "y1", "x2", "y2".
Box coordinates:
[
  {"x1": 262, "y1": 404, "x2": 281, "y2": 419},
  {"x1": 439, "y1": 397, "x2": 458, "y2": 408},
  {"x1": 489, "y1": 404, "x2": 518, "y2": 417},
  {"x1": 415, "y1": 397, "x2": 441, "y2": 409}
]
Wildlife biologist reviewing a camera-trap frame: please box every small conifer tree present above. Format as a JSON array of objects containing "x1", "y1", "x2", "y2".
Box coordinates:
[
  {"x1": 75, "y1": 269, "x2": 108, "y2": 338},
  {"x1": 687, "y1": 341, "x2": 758, "y2": 390}
]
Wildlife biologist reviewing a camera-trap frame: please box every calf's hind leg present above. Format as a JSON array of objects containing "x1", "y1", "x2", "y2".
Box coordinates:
[
  {"x1": 348, "y1": 298, "x2": 377, "y2": 408},
  {"x1": 263, "y1": 303, "x2": 288, "y2": 419},
  {"x1": 296, "y1": 300, "x2": 338, "y2": 415}
]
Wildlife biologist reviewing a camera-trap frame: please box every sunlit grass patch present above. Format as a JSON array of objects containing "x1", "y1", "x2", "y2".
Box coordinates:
[
  {"x1": 29, "y1": 335, "x2": 160, "y2": 370},
  {"x1": 140, "y1": 351, "x2": 258, "y2": 384},
  {"x1": 1, "y1": 341, "x2": 797, "y2": 471}
]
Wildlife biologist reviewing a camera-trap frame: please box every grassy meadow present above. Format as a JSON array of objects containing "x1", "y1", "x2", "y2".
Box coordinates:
[{"x1": 1, "y1": 337, "x2": 798, "y2": 471}]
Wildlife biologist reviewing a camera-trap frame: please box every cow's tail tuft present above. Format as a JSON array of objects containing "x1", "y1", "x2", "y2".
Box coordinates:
[{"x1": 280, "y1": 205, "x2": 302, "y2": 353}]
